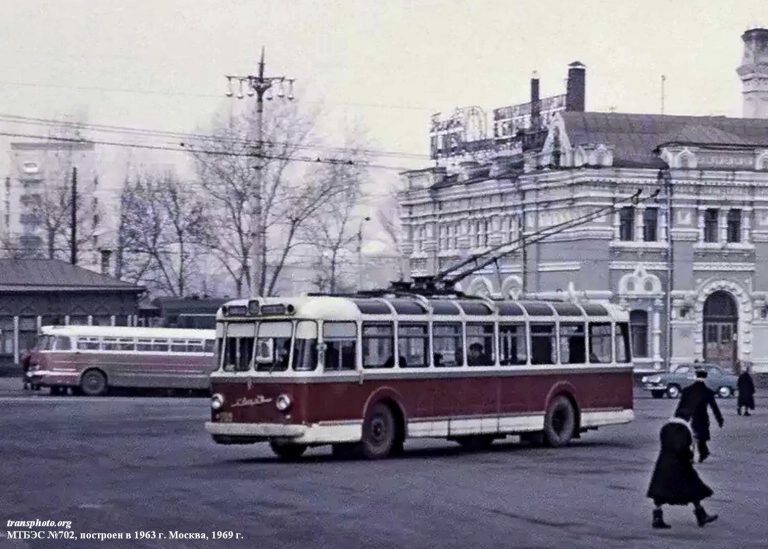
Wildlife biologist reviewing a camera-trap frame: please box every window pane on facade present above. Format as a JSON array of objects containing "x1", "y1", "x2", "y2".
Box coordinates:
[
  {"x1": 727, "y1": 209, "x2": 741, "y2": 243},
  {"x1": 643, "y1": 208, "x2": 658, "y2": 242},
  {"x1": 619, "y1": 207, "x2": 634, "y2": 241},
  {"x1": 630, "y1": 310, "x2": 648, "y2": 358},
  {"x1": 704, "y1": 209, "x2": 719, "y2": 243}
]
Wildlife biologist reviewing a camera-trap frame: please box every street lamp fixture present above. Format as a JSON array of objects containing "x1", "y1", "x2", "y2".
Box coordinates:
[{"x1": 224, "y1": 47, "x2": 296, "y2": 297}]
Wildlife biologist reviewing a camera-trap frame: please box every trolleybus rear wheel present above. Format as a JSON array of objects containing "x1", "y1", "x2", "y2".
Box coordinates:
[
  {"x1": 361, "y1": 402, "x2": 396, "y2": 459},
  {"x1": 80, "y1": 369, "x2": 107, "y2": 397},
  {"x1": 269, "y1": 441, "x2": 307, "y2": 460},
  {"x1": 543, "y1": 395, "x2": 576, "y2": 447}
]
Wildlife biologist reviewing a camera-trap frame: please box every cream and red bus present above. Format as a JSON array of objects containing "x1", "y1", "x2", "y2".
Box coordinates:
[
  {"x1": 206, "y1": 295, "x2": 634, "y2": 459},
  {"x1": 26, "y1": 325, "x2": 216, "y2": 396}
]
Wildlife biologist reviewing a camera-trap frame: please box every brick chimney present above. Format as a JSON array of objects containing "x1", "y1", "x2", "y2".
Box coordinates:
[
  {"x1": 99, "y1": 249, "x2": 112, "y2": 276},
  {"x1": 566, "y1": 61, "x2": 586, "y2": 112},
  {"x1": 530, "y1": 71, "x2": 541, "y2": 128}
]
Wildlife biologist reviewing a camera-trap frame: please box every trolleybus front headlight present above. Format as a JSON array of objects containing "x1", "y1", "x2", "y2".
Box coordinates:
[
  {"x1": 275, "y1": 394, "x2": 292, "y2": 412},
  {"x1": 211, "y1": 393, "x2": 224, "y2": 411}
]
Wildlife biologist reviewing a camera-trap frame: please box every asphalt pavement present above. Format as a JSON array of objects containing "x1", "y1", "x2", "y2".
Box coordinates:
[{"x1": 0, "y1": 378, "x2": 766, "y2": 549}]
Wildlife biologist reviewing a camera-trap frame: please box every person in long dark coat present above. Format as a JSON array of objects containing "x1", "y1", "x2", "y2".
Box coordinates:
[
  {"x1": 646, "y1": 409, "x2": 718, "y2": 528},
  {"x1": 737, "y1": 364, "x2": 756, "y2": 416},
  {"x1": 676, "y1": 369, "x2": 723, "y2": 462}
]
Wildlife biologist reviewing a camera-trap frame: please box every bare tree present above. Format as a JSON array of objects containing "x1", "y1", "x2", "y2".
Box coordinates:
[
  {"x1": 303, "y1": 149, "x2": 369, "y2": 293},
  {"x1": 117, "y1": 171, "x2": 211, "y2": 296},
  {"x1": 190, "y1": 102, "x2": 360, "y2": 297},
  {"x1": 376, "y1": 186, "x2": 405, "y2": 279}
]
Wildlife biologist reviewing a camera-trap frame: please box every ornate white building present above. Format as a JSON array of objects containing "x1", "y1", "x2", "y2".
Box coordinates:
[{"x1": 399, "y1": 29, "x2": 768, "y2": 373}]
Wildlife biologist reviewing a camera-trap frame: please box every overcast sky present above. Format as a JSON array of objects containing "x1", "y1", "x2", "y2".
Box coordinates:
[{"x1": 1, "y1": 0, "x2": 765, "y2": 194}]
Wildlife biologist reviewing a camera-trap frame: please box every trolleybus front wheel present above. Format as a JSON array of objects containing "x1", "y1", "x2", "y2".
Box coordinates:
[
  {"x1": 543, "y1": 395, "x2": 576, "y2": 447},
  {"x1": 269, "y1": 441, "x2": 307, "y2": 460},
  {"x1": 361, "y1": 402, "x2": 396, "y2": 459},
  {"x1": 80, "y1": 369, "x2": 108, "y2": 397}
]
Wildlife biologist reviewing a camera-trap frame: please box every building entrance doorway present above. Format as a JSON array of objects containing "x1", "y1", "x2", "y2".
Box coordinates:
[{"x1": 703, "y1": 291, "x2": 738, "y2": 372}]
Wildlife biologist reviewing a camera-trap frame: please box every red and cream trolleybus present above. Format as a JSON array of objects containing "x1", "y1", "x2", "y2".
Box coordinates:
[
  {"x1": 206, "y1": 294, "x2": 634, "y2": 459},
  {"x1": 26, "y1": 325, "x2": 216, "y2": 396}
]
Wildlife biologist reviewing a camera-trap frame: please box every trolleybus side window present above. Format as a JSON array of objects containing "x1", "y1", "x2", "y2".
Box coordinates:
[
  {"x1": 397, "y1": 323, "x2": 428, "y2": 368},
  {"x1": 171, "y1": 339, "x2": 187, "y2": 353},
  {"x1": 432, "y1": 322, "x2": 462, "y2": 367},
  {"x1": 499, "y1": 324, "x2": 527, "y2": 365},
  {"x1": 559, "y1": 323, "x2": 586, "y2": 364},
  {"x1": 323, "y1": 322, "x2": 357, "y2": 371},
  {"x1": 589, "y1": 323, "x2": 612, "y2": 363},
  {"x1": 255, "y1": 321, "x2": 293, "y2": 371},
  {"x1": 152, "y1": 339, "x2": 170, "y2": 352},
  {"x1": 530, "y1": 324, "x2": 556, "y2": 365},
  {"x1": 362, "y1": 322, "x2": 395, "y2": 369},
  {"x1": 204, "y1": 339, "x2": 215, "y2": 353},
  {"x1": 615, "y1": 322, "x2": 631, "y2": 363},
  {"x1": 466, "y1": 323, "x2": 495, "y2": 366},
  {"x1": 294, "y1": 321, "x2": 318, "y2": 371}
]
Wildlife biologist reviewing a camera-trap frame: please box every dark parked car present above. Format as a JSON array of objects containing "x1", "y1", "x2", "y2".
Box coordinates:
[{"x1": 641, "y1": 363, "x2": 738, "y2": 399}]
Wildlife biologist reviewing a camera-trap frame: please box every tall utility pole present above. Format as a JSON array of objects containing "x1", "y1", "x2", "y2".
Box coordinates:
[
  {"x1": 225, "y1": 48, "x2": 295, "y2": 296},
  {"x1": 70, "y1": 166, "x2": 78, "y2": 265},
  {"x1": 357, "y1": 216, "x2": 371, "y2": 291},
  {"x1": 659, "y1": 168, "x2": 674, "y2": 371}
]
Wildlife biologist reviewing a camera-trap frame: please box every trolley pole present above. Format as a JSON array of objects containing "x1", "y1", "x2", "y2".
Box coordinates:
[
  {"x1": 225, "y1": 48, "x2": 295, "y2": 296},
  {"x1": 661, "y1": 168, "x2": 674, "y2": 371}
]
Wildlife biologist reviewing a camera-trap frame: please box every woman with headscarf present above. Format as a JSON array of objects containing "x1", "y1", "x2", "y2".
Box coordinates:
[{"x1": 646, "y1": 409, "x2": 719, "y2": 528}]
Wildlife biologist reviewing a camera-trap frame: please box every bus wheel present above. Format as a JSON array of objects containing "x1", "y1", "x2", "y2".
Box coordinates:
[
  {"x1": 80, "y1": 369, "x2": 108, "y2": 397},
  {"x1": 361, "y1": 402, "x2": 396, "y2": 459},
  {"x1": 543, "y1": 395, "x2": 576, "y2": 448},
  {"x1": 269, "y1": 441, "x2": 307, "y2": 461},
  {"x1": 456, "y1": 435, "x2": 495, "y2": 451}
]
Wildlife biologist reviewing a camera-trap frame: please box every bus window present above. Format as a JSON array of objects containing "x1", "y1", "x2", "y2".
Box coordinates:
[
  {"x1": 362, "y1": 323, "x2": 394, "y2": 369},
  {"x1": 559, "y1": 324, "x2": 586, "y2": 364},
  {"x1": 152, "y1": 339, "x2": 170, "y2": 352},
  {"x1": 466, "y1": 324, "x2": 495, "y2": 366},
  {"x1": 398, "y1": 323, "x2": 428, "y2": 368},
  {"x1": 102, "y1": 338, "x2": 119, "y2": 351},
  {"x1": 531, "y1": 324, "x2": 556, "y2": 365},
  {"x1": 323, "y1": 322, "x2": 357, "y2": 371},
  {"x1": 294, "y1": 321, "x2": 318, "y2": 371},
  {"x1": 204, "y1": 339, "x2": 215, "y2": 353},
  {"x1": 589, "y1": 324, "x2": 612, "y2": 363},
  {"x1": 615, "y1": 322, "x2": 631, "y2": 363},
  {"x1": 499, "y1": 324, "x2": 526, "y2": 365},
  {"x1": 255, "y1": 321, "x2": 292, "y2": 371},
  {"x1": 187, "y1": 340, "x2": 205, "y2": 354},
  {"x1": 118, "y1": 339, "x2": 136, "y2": 352},
  {"x1": 77, "y1": 337, "x2": 100, "y2": 351},
  {"x1": 171, "y1": 340, "x2": 187, "y2": 353},
  {"x1": 433, "y1": 323, "x2": 462, "y2": 367},
  {"x1": 137, "y1": 339, "x2": 153, "y2": 352},
  {"x1": 54, "y1": 336, "x2": 72, "y2": 351},
  {"x1": 222, "y1": 337, "x2": 253, "y2": 372}
]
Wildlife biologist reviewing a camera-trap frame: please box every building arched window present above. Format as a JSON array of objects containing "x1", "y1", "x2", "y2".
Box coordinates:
[{"x1": 630, "y1": 310, "x2": 648, "y2": 358}]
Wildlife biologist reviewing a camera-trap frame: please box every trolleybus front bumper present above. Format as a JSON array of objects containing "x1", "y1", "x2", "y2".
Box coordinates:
[{"x1": 205, "y1": 421, "x2": 362, "y2": 445}]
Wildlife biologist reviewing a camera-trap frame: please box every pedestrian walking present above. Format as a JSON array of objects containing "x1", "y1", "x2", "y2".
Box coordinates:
[
  {"x1": 646, "y1": 409, "x2": 719, "y2": 529},
  {"x1": 676, "y1": 369, "x2": 723, "y2": 462},
  {"x1": 737, "y1": 363, "x2": 756, "y2": 416}
]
